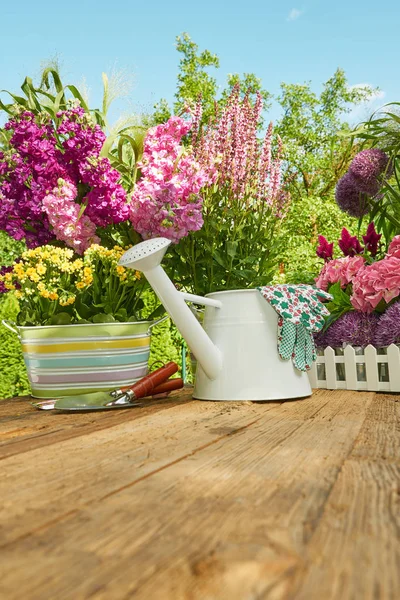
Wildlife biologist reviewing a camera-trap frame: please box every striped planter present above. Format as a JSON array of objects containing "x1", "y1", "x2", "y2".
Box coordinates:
[{"x1": 3, "y1": 319, "x2": 163, "y2": 399}]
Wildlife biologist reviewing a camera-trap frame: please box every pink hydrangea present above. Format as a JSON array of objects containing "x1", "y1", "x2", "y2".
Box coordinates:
[
  {"x1": 315, "y1": 256, "x2": 365, "y2": 291},
  {"x1": 351, "y1": 255, "x2": 400, "y2": 312},
  {"x1": 387, "y1": 235, "x2": 400, "y2": 259},
  {"x1": 43, "y1": 179, "x2": 100, "y2": 254}
]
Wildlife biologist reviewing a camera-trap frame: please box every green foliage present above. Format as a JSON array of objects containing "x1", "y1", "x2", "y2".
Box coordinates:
[
  {"x1": 322, "y1": 281, "x2": 353, "y2": 332},
  {"x1": 168, "y1": 187, "x2": 284, "y2": 295},
  {"x1": 153, "y1": 32, "x2": 219, "y2": 124},
  {"x1": 152, "y1": 33, "x2": 271, "y2": 127},
  {"x1": 276, "y1": 194, "x2": 358, "y2": 284},
  {"x1": 272, "y1": 70, "x2": 375, "y2": 283},
  {"x1": 0, "y1": 294, "x2": 30, "y2": 399},
  {"x1": 0, "y1": 231, "x2": 26, "y2": 266},
  {"x1": 275, "y1": 70, "x2": 375, "y2": 201}
]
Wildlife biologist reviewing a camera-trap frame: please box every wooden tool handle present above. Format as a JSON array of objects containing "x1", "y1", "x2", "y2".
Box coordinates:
[
  {"x1": 131, "y1": 362, "x2": 179, "y2": 399},
  {"x1": 150, "y1": 378, "x2": 183, "y2": 396}
]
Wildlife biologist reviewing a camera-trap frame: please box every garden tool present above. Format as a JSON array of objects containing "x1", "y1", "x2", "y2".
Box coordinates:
[
  {"x1": 32, "y1": 362, "x2": 182, "y2": 410},
  {"x1": 118, "y1": 238, "x2": 318, "y2": 401},
  {"x1": 257, "y1": 285, "x2": 332, "y2": 372}
]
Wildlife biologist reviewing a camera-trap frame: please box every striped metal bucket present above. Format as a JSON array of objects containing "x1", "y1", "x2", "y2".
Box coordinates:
[{"x1": 3, "y1": 319, "x2": 165, "y2": 399}]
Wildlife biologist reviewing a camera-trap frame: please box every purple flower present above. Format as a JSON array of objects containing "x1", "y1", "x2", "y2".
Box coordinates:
[
  {"x1": 338, "y1": 228, "x2": 364, "y2": 257},
  {"x1": 362, "y1": 222, "x2": 381, "y2": 257},
  {"x1": 316, "y1": 235, "x2": 334, "y2": 262},
  {"x1": 335, "y1": 172, "x2": 370, "y2": 218},
  {"x1": 349, "y1": 149, "x2": 392, "y2": 196},
  {"x1": 0, "y1": 106, "x2": 129, "y2": 250},
  {"x1": 314, "y1": 311, "x2": 380, "y2": 348},
  {"x1": 373, "y1": 302, "x2": 400, "y2": 347}
]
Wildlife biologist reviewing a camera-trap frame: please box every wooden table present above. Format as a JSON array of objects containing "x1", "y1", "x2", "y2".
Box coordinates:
[{"x1": 0, "y1": 388, "x2": 399, "y2": 599}]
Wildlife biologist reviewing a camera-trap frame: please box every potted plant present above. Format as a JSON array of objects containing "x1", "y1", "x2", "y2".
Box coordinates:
[
  {"x1": 311, "y1": 224, "x2": 400, "y2": 391},
  {"x1": 0, "y1": 74, "x2": 172, "y2": 397}
]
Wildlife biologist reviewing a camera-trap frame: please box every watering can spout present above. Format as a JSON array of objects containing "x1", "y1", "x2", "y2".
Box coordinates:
[{"x1": 119, "y1": 238, "x2": 223, "y2": 380}]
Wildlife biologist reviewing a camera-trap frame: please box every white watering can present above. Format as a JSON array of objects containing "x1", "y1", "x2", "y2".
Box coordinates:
[{"x1": 119, "y1": 238, "x2": 312, "y2": 401}]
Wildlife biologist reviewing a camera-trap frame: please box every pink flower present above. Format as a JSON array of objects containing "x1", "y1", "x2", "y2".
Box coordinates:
[
  {"x1": 43, "y1": 179, "x2": 100, "y2": 254},
  {"x1": 351, "y1": 255, "x2": 400, "y2": 312},
  {"x1": 129, "y1": 116, "x2": 206, "y2": 242},
  {"x1": 387, "y1": 235, "x2": 400, "y2": 259},
  {"x1": 315, "y1": 256, "x2": 365, "y2": 291}
]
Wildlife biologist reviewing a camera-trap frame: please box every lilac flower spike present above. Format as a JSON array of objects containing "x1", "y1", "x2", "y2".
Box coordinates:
[
  {"x1": 362, "y1": 222, "x2": 382, "y2": 257},
  {"x1": 316, "y1": 235, "x2": 334, "y2": 262},
  {"x1": 338, "y1": 228, "x2": 364, "y2": 257},
  {"x1": 335, "y1": 172, "x2": 370, "y2": 218}
]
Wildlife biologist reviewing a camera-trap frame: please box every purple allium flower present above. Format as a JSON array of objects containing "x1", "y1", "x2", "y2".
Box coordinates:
[
  {"x1": 316, "y1": 235, "x2": 334, "y2": 262},
  {"x1": 335, "y1": 172, "x2": 370, "y2": 218},
  {"x1": 314, "y1": 311, "x2": 380, "y2": 349},
  {"x1": 338, "y1": 227, "x2": 364, "y2": 257},
  {"x1": 349, "y1": 148, "x2": 392, "y2": 196},
  {"x1": 373, "y1": 302, "x2": 400, "y2": 347},
  {"x1": 362, "y1": 222, "x2": 382, "y2": 257}
]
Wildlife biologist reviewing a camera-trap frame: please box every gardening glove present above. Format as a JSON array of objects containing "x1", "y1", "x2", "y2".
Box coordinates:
[{"x1": 258, "y1": 284, "x2": 332, "y2": 372}]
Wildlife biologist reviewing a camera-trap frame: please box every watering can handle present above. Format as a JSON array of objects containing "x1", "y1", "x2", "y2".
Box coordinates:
[
  {"x1": 1, "y1": 319, "x2": 21, "y2": 339},
  {"x1": 179, "y1": 292, "x2": 222, "y2": 309}
]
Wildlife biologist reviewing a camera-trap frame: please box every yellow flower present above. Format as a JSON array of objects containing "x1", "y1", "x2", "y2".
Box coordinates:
[
  {"x1": 49, "y1": 291, "x2": 59, "y2": 301},
  {"x1": 15, "y1": 290, "x2": 23, "y2": 299},
  {"x1": 76, "y1": 281, "x2": 86, "y2": 290},
  {"x1": 36, "y1": 263, "x2": 47, "y2": 276},
  {"x1": 26, "y1": 267, "x2": 41, "y2": 283},
  {"x1": 60, "y1": 295, "x2": 76, "y2": 306}
]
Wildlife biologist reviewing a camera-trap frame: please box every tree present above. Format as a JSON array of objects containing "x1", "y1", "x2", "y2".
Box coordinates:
[
  {"x1": 273, "y1": 71, "x2": 376, "y2": 282},
  {"x1": 152, "y1": 33, "x2": 271, "y2": 126}
]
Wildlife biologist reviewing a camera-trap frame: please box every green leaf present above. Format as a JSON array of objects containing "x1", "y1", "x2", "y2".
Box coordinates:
[{"x1": 226, "y1": 240, "x2": 238, "y2": 259}]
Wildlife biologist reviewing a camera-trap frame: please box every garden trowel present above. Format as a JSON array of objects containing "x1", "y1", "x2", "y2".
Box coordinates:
[{"x1": 32, "y1": 362, "x2": 183, "y2": 411}]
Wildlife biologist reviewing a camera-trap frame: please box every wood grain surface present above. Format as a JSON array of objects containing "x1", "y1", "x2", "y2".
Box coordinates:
[{"x1": 0, "y1": 388, "x2": 399, "y2": 600}]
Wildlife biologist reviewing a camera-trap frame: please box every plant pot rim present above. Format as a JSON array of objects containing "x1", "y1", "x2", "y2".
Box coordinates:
[{"x1": 14, "y1": 320, "x2": 154, "y2": 331}]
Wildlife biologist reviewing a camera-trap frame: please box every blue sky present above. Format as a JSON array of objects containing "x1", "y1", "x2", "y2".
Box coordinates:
[{"x1": 1, "y1": 0, "x2": 399, "y2": 125}]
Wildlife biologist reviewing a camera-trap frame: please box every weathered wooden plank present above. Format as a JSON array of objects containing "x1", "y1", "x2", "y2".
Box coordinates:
[
  {"x1": 0, "y1": 390, "x2": 373, "y2": 599},
  {"x1": 287, "y1": 393, "x2": 400, "y2": 600},
  {"x1": 0, "y1": 392, "x2": 194, "y2": 460}
]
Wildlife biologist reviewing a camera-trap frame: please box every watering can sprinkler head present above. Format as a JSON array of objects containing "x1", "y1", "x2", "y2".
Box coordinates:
[{"x1": 118, "y1": 237, "x2": 172, "y2": 272}]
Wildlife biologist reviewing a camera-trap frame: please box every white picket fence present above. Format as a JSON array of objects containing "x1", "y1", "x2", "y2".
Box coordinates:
[{"x1": 308, "y1": 344, "x2": 400, "y2": 392}]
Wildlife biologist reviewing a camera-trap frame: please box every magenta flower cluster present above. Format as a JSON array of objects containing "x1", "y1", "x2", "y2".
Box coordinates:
[
  {"x1": 129, "y1": 117, "x2": 208, "y2": 243},
  {"x1": 335, "y1": 149, "x2": 391, "y2": 218},
  {"x1": 317, "y1": 223, "x2": 381, "y2": 264},
  {"x1": 0, "y1": 106, "x2": 128, "y2": 252}
]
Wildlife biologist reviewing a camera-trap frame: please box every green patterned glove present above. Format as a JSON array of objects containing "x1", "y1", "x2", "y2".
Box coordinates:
[{"x1": 258, "y1": 284, "x2": 331, "y2": 372}]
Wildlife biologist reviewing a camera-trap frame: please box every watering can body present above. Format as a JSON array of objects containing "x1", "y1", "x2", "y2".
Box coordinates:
[
  {"x1": 118, "y1": 238, "x2": 312, "y2": 402},
  {"x1": 192, "y1": 289, "x2": 311, "y2": 401}
]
